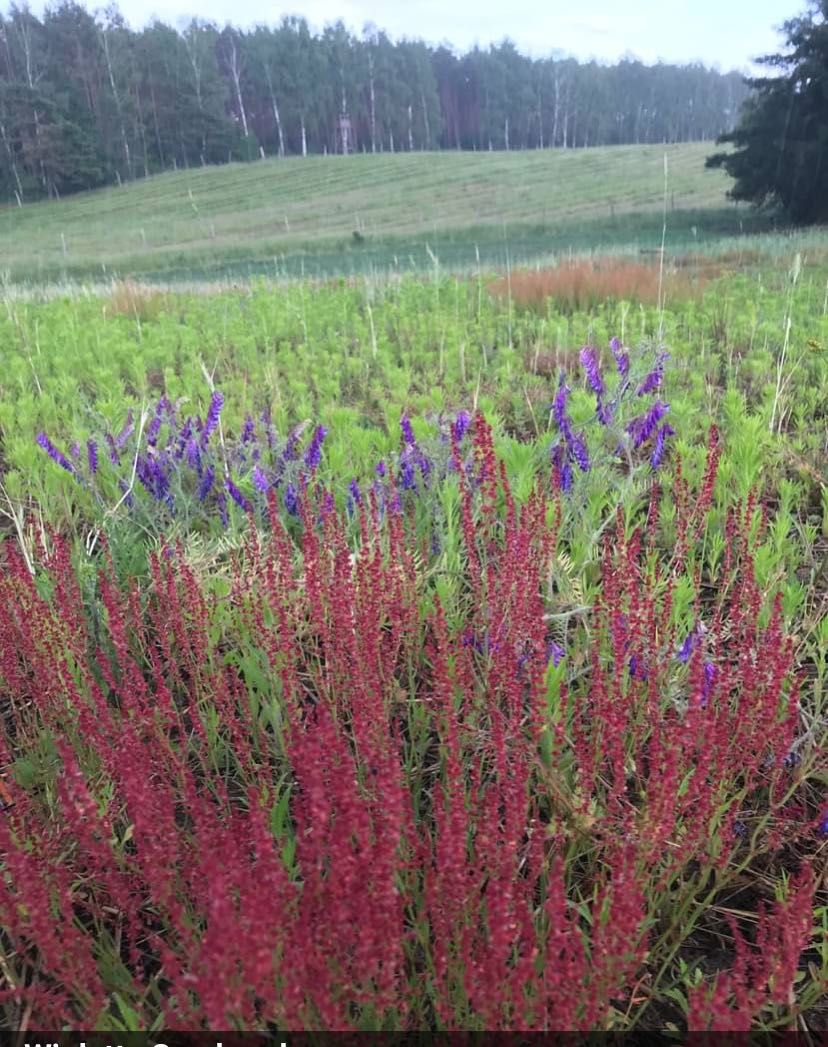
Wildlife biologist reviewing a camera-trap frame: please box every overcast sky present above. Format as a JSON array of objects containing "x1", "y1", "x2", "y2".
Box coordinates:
[{"x1": 32, "y1": 0, "x2": 806, "y2": 71}]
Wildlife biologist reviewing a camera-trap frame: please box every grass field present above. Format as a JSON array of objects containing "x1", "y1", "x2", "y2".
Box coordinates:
[{"x1": 0, "y1": 142, "x2": 776, "y2": 285}]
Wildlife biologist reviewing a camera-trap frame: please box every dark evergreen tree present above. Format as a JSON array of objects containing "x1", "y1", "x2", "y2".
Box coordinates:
[{"x1": 707, "y1": 1, "x2": 828, "y2": 223}]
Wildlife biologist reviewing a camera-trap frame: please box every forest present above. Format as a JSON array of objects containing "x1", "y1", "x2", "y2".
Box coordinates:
[{"x1": 0, "y1": 3, "x2": 750, "y2": 202}]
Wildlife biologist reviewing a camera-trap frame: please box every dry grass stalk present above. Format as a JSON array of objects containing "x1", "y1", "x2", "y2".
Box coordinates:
[
  {"x1": 489, "y1": 257, "x2": 708, "y2": 313},
  {"x1": 104, "y1": 280, "x2": 170, "y2": 322}
]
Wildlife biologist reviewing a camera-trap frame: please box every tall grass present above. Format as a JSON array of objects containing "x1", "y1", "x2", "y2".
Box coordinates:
[{"x1": 105, "y1": 280, "x2": 171, "y2": 323}]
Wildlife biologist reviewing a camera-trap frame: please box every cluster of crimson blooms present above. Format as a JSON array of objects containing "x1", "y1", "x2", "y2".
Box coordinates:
[{"x1": 5, "y1": 406, "x2": 823, "y2": 1029}]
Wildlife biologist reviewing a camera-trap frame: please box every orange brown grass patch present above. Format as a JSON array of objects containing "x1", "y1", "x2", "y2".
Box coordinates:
[
  {"x1": 489, "y1": 256, "x2": 709, "y2": 314},
  {"x1": 104, "y1": 280, "x2": 171, "y2": 323}
]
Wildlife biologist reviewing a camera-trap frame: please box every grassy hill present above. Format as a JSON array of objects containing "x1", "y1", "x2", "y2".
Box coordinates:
[{"x1": 0, "y1": 142, "x2": 766, "y2": 284}]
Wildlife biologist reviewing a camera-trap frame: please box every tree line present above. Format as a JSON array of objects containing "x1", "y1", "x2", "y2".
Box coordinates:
[{"x1": 0, "y1": 2, "x2": 750, "y2": 203}]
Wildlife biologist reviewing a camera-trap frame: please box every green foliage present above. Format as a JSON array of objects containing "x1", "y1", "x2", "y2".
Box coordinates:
[{"x1": 3, "y1": 257, "x2": 827, "y2": 550}]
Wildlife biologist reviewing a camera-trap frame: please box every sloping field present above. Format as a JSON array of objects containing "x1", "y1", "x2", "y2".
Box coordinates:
[{"x1": 0, "y1": 142, "x2": 746, "y2": 283}]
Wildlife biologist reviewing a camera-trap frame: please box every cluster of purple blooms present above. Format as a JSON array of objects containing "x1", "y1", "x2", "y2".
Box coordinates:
[
  {"x1": 37, "y1": 341, "x2": 675, "y2": 535},
  {"x1": 550, "y1": 375, "x2": 591, "y2": 493},
  {"x1": 462, "y1": 631, "x2": 566, "y2": 675},
  {"x1": 37, "y1": 393, "x2": 479, "y2": 536},
  {"x1": 550, "y1": 337, "x2": 676, "y2": 493},
  {"x1": 396, "y1": 409, "x2": 474, "y2": 494},
  {"x1": 675, "y1": 621, "x2": 717, "y2": 707},
  {"x1": 345, "y1": 409, "x2": 476, "y2": 520},
  {"x1": 36, "y1": 392, "x2": 331, "y2": 529},
  {"x1": 622, "y1": 619, "x2": 715, "y2": 705},
  {"x1": 36, "y1": 433, "x2": 77, "y2": 475},
  {"x1": 398, "y1": 413, "x2": 433, "y2": 493}
]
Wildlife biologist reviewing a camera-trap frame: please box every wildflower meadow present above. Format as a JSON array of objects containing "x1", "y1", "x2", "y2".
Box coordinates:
[{"x1": 0, "y1": 256, "x2": 825, "y2": 1032}]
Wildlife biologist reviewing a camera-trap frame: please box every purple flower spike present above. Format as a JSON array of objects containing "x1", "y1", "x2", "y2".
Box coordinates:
[
  {"x1": 677, "y1": 630, "x2": 696, "y2": 663},
  {"x1": 114, "y1": 409, "x2": 134, "y2": 449},
  {"x1": 37, "y1": 432, "x2": 76, "y2": 475},
  {"x1": 136, "y1": 455, "x2": 171, "y2": 502},
  {"x1": 579, "y1": 346, "x2": 604, "y2": 397},
  {"x1": 453, "y1": 410, "x2": 472, "y2": 442},
  {"x1": 700, "y1": 661, "x2": 717, "y2": 707},
  {"x1": 241, "y1": 414, "x2": 256, "y2": 443},
  {"x1": 651, "y1": 422, "x2": 676, "y2": 470},
  {"x1": 197, "y1": 466, "x2": 215, "y2": 503},
  {"x1": 303, "y1": 425, "x2": 328, "y2": 471},
  {"x1": 637, "y1": 351, "x2": 670, "y2": 396},
  {"x1": 400, "y1": 458, "x2": 417, "y2": 491},
  {"x1": 202, "y1": 391, "x2": 224, "y2": 445},
  {"x1": 348, "y1": 478, "x2": 362, "y2": 506},
  {"x1": 87, "y1": 439, "x2": 98, "y2": 475},
  {"x1": 400, "y1": 414, "x2": 416, "y2": 447},
  {"x1": 216, "y1": 490, "x2": 229, "y2": 529},
  {"x1": 553, "y1": 373, "x2": 572, "y2": 439},
  {"x1": 175, "y1": 419, "x2": 193, "y2": 460},
  {"x1": 147, "y1": 398, "x2": 166, "y2": 446},
  {"x1": 596, "y1": 399, "x2": 615, "y2": 426},
  {"x1": 610, "y1": 337, "x2": 630, "y2": 377},
  {"x1": 226, "y1": 479, "x2": 252, "y2": 513},
  {"x1": 146, "y1": 414, "x2": 162, "y2": 447},
  {"x1": 104, "y1": 433, "x2": 120, "y2": 465},
  {"x1": 252, "y1": 465, "x2": 269, "y2": 493},
  {"x1": 284, "y1": 482, "x2": 299, "y2": 517},
  {"x1": 320, "y1": 491, "x2": 335, "y2": 520},
  {"x1": 285, "y1": 424, "x2": 304, "y2": 461},
  {"x1": 186, "y1": 438, "x2": 200, "y2": 470},
  {"x1": 628, "y1": 400, "x2": 669, "y2": 449},
  {"x1": 547, "y1": 642, "x2": 565, "y2": 667},
  {"x1": 570, "y1": 432, "x2": 590, "y2": 473}
]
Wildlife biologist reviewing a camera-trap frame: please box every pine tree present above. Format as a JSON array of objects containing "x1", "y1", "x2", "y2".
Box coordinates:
[{"x1": 707, "y1": 1, "x2": 828, "y2": 223}]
